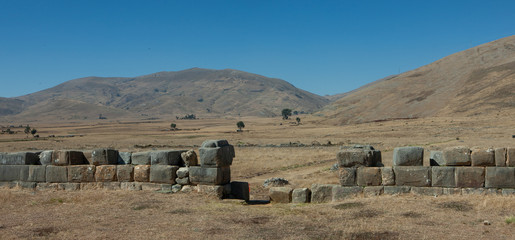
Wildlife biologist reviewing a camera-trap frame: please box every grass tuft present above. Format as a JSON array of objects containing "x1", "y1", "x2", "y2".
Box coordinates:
[{"x1": 506, "y1": 216, "x2": 515, "y2": 224}]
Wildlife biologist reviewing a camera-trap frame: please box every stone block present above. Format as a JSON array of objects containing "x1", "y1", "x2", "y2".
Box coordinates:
[
  {"x1": 363, "y1": 186, "x2": 383, "y2": 197},
  {"x1": 384, "y1": 186, "x2": 411, "y2": 195},
  {"x1": 95, "y1": 165, "x2": 117, "y2": 182},
  {"x1": 181, "y1": 185, "x2": 193, "y2": 193},
  {"x1": 442, "y1": 146, "x2": 471, "y2": 166},
  {"x1": 172, "y1": 184, "x2": 182, "y2": 193},
  {"x1": 116, "y1": 165, "x2": 134, "y2": 182},
  {"x1": 52, "y1": 150, "x2": 87, "y2": 166},
  {"x1": 197, "y1": 184, "x2": 224, "y2": 199},
  {"x1": 471, "y1": 149, "x2": 495, "y2": 166},
  {"x1": 80, "y1": 182, "x2": 103, "y2": 190},
  {"x1": 0, "y1": 152, "x2": 39, "y2": 165},
  {"x1": 199, "y1": 146, "x2": 234, "y2": 167},
  {"x1": 175, "y1": 177, "x2": 189, "y2": 185},
  {"x1": 332, "y1": 186, "x2": 362, "y2": 201},
  {"x1": 393, "y1": 166, "x2": 431, "y2": 187},
  {"x1": 36, "y1": 182, "x2": 58, "y2": 191},
  {"x1": 150, "y1": 165, "x2": 178, "y2": 184},
  {"x1": 102, "y1": 182, "x2": 121, "y2": 190},
  {"x1": 455, "y1": 167, "x2": 484, "y2": 188},
  {"x1": 18, "y1": 181, "x2": 37, "y2": 189},
  {"x1": 338, "y1": 168, "x2": 356, "y2": 186},
  {"x1": 337, "y1": 148, "x2": 381, "y2": 167},
  {"x1": 269, "y1": 187, "x2": 293, "y2": 203},
  {"x1": 150, "y1": 150, "x2": 184, "y2": 165},
  {"x1": 176, "y1": 167, "x2": 189, "y2": 178},
  {"x1": 485, "y1": 167, "x2": 515, "y2": 188},
  {"x1": 181, "y1": 150, "x2": 198, "y2": 167},
  {"x1": 141, "y1": 183, "x2": 162, "y2": 191},
  {"x1": 120, "y1": 182, "x2": 142, "y2": 191},
  {"x1": 430, "y1": 151, "x2": 444, "y2": 166},
  {"x1": 495, "y1": 148, "x2": 507, "y2": 167},
  {"x1": 310, "y1": 184, "x2": 335, "y2": 203},
  {"x1": 189, "y1": 166, "x2": 230, "y2": 185},
  {"x1": 38, "y1": 150, "x2": 53, "y2": 165},
  {"x1": 161, "y1": 184, "x2": 173, "y2": 192},
  {"x1": 88, "y1": 149, "x2": 118, "y2": 165},
  {"x1": 462, "y1": 188, "x2": 500, "y2": 195},
  {"x1": 432, "y1": 167, "x2": 455, "y2": 187},
  {"x1": 442, "y1": 188, "x2": 461, "y2": 195},
  {"x1": 223, "y1": 183, "x2": 231, "y2": 196},
  {"x1": 134, "y1": 165, "x2": 150, "y2": 182},
  {"x1": 118, "y1": 152, "x2": 132, "y2": 165},
  {"x1": 0, "y1": 165, "x2": 29, "y2": 181},
  {"x1": 507, "y1": 148, "x2": 515, "y2": 167},
  {"x1": 59, "y1": 183, "x2": 80, "y2": 191},
  {"x1": 356, "y1": 167, "x2": 381, "y2": 186},
  {"x1": 230, "y1": 181, "x2": 250, "y2": 202},
  {"x1": 68, "y1": 165, "x2": 96, "y2": 182},
  {"x1": 132, "y1": 152, "x2": 151, "y2": 165},
  {"x1": 292, "y1": 188, "x2": 311, "y2": 203},
  {"x1": 46, "y1": 166, "x2": 67, "y2": 183},
  {"x1": 502, "y1": 189, "x2": 515, "y2": 196},
  {"x1": 393, "y1": 147, "x2": 424, "y2": 166},
  {"x1": 411, "y1": 187, "x2": 443, "y2": 196},
  {"x1": 381, "y1": 167, "x2": 395, "y2": 186}
]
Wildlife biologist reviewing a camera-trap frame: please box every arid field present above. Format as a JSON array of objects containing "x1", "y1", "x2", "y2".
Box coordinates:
[{"x1": 1, "y1": 113, "x2": 515, "y2": 239}]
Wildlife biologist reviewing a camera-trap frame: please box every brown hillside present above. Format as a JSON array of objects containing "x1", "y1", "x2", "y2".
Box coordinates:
[{"x1": 318, "y1": 35, "x2": 515, "y2": 125}]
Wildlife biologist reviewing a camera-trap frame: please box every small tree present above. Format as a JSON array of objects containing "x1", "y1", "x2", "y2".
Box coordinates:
[
  {"x1": 170, "y1": 123, "x2": 177, "y2": 130},
  {"x1": 31, "y1": 128, "x2": 37, "y2": 137},
  {"x1": 281, "y1": 108, "x2": 292, "y2": 120},
  {"x1": 296, "y1": 117, "x2": 301, "y2": 125},
  {"x1": 24, "y1": 125, "x2": 31, "y2": 138},
  {"x1": 236, "y1": 121, "x2": 245, "y2": 132}
]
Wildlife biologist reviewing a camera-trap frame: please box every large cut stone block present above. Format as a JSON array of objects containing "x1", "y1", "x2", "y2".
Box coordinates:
[
  {"x1": 364, "y1": 186, "x2": 384, "y2": 197},
  {"x1": 189, "y1": 166, "x2": 230, "y2": 185},
  {"x1": 132, "y1": 152, "x2": 151, "y2": 165},
  {"x1": 507, "y1": 148, "x2": 515, "y2": 167},
  {"x1": 411, "y1": 187, "x2": 443, "y2": 196},
  {"x1": 338, "y1": 168, "x2": 356, "y2": 186},
  {"x1": 381, "y1": 167, "x2": 395, "y2": 186},
  {"x1": 393, "y1": 166, "x2": 431, "y2": 187},
  {"x1": 120, "y1": 182, "x2": 142, "y2": 191},
  {"x1": 199, "y1": 146, "x2": 234, "y2": 167},
  {"x1": 495, "y1": 148, "x2": 507, "y2": 167},
  {"x1": 46, "y1": 166, "x2": 67, "y2": 183},
  {"x1": 384, "y1": 186, "x2": 411, "y2": 195},
  {"x1": 52, "y1": 150, "x2": 87, "y2": 165},
  {"x1": 150, "y1": 150, "x2": 184, "y2": 165},
  {"x1": 269, "y1": 187, "x2": 293, "y2": 203},
  {"x1": 197, "y1": 184, "x2": 224, "y2": 199},
  {"x1": 118, "y1": 152, "x2": 132, "y2": 165},
  {"x1": 430, "y1": 151, "x2": 444, "y2": 166},
  {"x1": 292, "y1": 188, "x2": 311, "y2": 203},
  {"x1": 181, "y1": 150, "x2": 198, "y2": 167},
  {"x1": 0, "y1": 165, "x2": 29, "y2": 181},
  {"x1": 150, "y1": 165, "x2": 178, "y2": 184},
  {"x1": 332, "y1": 186, "x2": 362, "y2": 201},
  {"x1": 68, "y1": 165, "x2": 96, "y2": 182},
  {"x1": 471, "y1": 149, "x2": 495, "y2": 166},
  {"x1": 356, "y1": 167, "x2": 381, "y2": 186},
  {"x1": 310, "y1": 184, "x2": 336, "y2": 203},
  {"x1": 485, "y1": 167, "x2": 515, "y2": 188},
  {"x1": 432, "y1": 167, "x2": 455, "y2": 187},
  {"x1": 134, "y1": 165, "x2": 150, "y2": 182},
  {"x1": 442, "y1": 147, "x2": 471, "y2": 166},
  {"x1": 0, "y1": 152, "x2": 39, "y2": 165},
  {"x1": 89, "y1": 149, "x2": 118, "y2": 165},
  {"x1": 28, "y1": 165, "x2": 46, "y2": 182},
  {"x1": 337, "y1": 148, "x2": 381, "y2": 167},
  {"x1": 38, "y1": 151, "x2": 53, "y2": 165},
  {"x1": 393, "y1": 147, "x2": 424, "y2": 166},
  {"x1": 455, "y1": 167, "x2": 484, "y2": 188},
  {"x1": 230, "y1": 181, "x2": 250, "y2": 202},
  {"x1": 117, "y1": 165, "x2": 134, "y2": 182},
  {"x1": 95, "y1": 165, "x2": 117, "y2": 182}
]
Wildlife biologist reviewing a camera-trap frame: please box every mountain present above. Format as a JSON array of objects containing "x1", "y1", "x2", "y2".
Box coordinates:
[
  {"x1": 318, "y1": 35, "x2": 515, "y2": 125},
  {"x1": 0, "y1": 68, "x2": 329, "y2": 121}
]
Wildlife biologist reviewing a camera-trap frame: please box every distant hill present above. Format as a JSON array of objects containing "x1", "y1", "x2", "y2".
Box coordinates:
[
  {"x1": 318, "y1": 35, "x2": 515, "y2": 125},
  {"x1": 0, "y1": 68, "x2": 329, "y2": 122}
]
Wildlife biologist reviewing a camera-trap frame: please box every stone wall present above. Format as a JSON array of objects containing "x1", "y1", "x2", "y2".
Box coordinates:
[{"x1": 0, "y1": 140, "x2": 249, "y2": 202}]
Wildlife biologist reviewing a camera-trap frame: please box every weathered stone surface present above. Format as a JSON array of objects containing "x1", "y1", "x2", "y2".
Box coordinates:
[
  {"x1": 160, "y1": 184, "x2": 173, "y2": 192},
  {"x1": 507, "y1": 148, "x2": 515, "y2": 167},
  {"x1": 0, "y1": 152, "x2": 39, "y2": 165},
  {"x1": 36, "y1": 182, "x2": 58, "y2": 190},
  {"x1": 89, "y1": 149, "x2": 118, "y2": 165},
  {"x1": 462, "y1": 188, "x2": 500, "y2": 195},
  {"x1": 230, "y1": 181, "x2": 250, "y2": 202},
  {"x1": 18, "y1": 181, "x2": 37, "y2": 189},
  {"x1": 172, "y1": 184, "x2": 182, "y2": 193},
  {"x1": 357, "y1": 167, "x2": 381, "y2": 186},
  {"x1": 393, "y1": 166, "x2": 431, "y2": 187},
  {"x1": 134, "y1": 165, "x2": 151, "y2": 182},
  {"x1": 471, "y1": 149, "x2": 495, "y2": 166},
  {"x1": 411, "y1": 187, "x2": 443, "y2": 196},
  {"x1": 199, "y1": 146, "x2": 234, "y2": 167},
  {"x1": 68, "y1": 165, "x2": 96, "y2": 182},
  {"x1": 59, "y1": 183, "x2": 80, "y2": 191},
  {"x1": 46, "y1": 166, "x2": 67, "y2": 183},
  {"x1": 338, "y1": 168, "x2": 356, "y2": 186},
  {"x1": 38, "y1": 150, "x2": 53, "y2": 165},
  {"x1": 52, "y1": 150, "x2": 87, "y2": 166},
  {"x1": 223, "y1": 183, "x2": 231, "y2": 196},
  {"x1": 455, "y1": 167, "x2": 484, "y2": 188},
  {"x1": 332, "y1": 186, "x2": 362, "y2": 201},
  {"x1": 102, "y1": 182, "x2": 121, "y2": 190},
  {"x1": 175, "y1": 177, "x2": 189, "y2": 185},
  {"x1": 118, "y1": 152, "x2": 132, "y2": 165},
  {"x1": 181, "y1": 150, "x2": 198, "y2": 167},
  {"x1": 485, "y1": 167, "x2": 515, "y2": 188},
  {"x1": 176, "y1": 167, "x2": 189, "y2": 178},
  {"x1": 442, "y1": 146, "x2": 471, "y2": 166},
  {"x1": 150, "y1": 165, "x2": 178, "y2": 184},
  {"x1": 269, "y1": 187, "x2": 293, "y2": 203},
  {"x1": 430, "y1": 151, "x2": 444, "y2": 166},
  {"x1": 502, "y1": 189, "x2": 515, "y2": 196},
  {"x1": 132, "y1": 152, "x2": 151, "y2": 165},
  {"x1": 381, "y1": 167, "x2": 395, "y2": 186},
  {"x1": 363, "y1": 186, "x2": 384, "y2": 197},
  {"x1": 393, "y1": 147, "x2": 424, "y2": 166},
  {"x1": 116, "y1": 165, "x2": 134, "y2": 182},
  {"x1": 120, "y1": 182, "x2": 142, "y2": 191},
  {"x1": 495, "y1": 148, "x2": 507, "y2": 167},
  {"x1": 310, "y1": 184, "x2": 335, "y2": 203},
  {"x1": 189, "y1": 166, "x2": 230, "y2": 185},
  {"x1": 432, "y1": 167, "x2": 455, "y2": 187},
  {"x1": 337, "y1": 148, "x2": 381, "y2": 167},
  {"x1": 0, "y1": 165, "x2": 29, "y2": 181},
  {"x1": 27, "y1": 165, "x2": 46, "y2": 182},
  {"x1": 151, "y1": 150, "x2": 184, "y2": 165},
  {"x1": 201, "y1": 140, "x2": 231, "y2": 148},
  {"x1": 141, "y1": 183, "x2": 161, "y2": 191},
  {"x1": 80, "y1": 182, "x2": 103, "y2": 190},
  {"x1": 442, "y1": 188, "x2": 461, "y2": 195},
  {"x1": 263, "y1": 178, "x2": 289, "y2": 187},
  {"x1": 197, "y1": 184, "x2": 224, "y2": 199},
  {"x1": 181, "y1": 185, "x2": 192, "y2": 193},
  {"x1": 95, "y1": 165, "x2": 117, "y2": 182},
  {"x1": 384, "y1": 186, "x2": 411, "y2": 195}
]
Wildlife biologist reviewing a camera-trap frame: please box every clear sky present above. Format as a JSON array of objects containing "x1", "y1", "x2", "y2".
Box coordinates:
[{"x1": 1, "y1": 0, "x2": 514, "y2": 98}]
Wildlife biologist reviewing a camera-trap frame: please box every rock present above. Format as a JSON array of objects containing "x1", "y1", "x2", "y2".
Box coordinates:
[
  {"x1": 36, "y1": 182, "x2": 58, "y2": 191},
  {"x1": 393, "y1": 166, "x2": 431, "y2": 187},
  {"x1": 175, "y1": 177, "x2": 189, "y2": 185},
  {"x1": 46, "y1": 166, "x2": 67, "y2": 183},
  {"x1": 231, "y1": 181, "x2": 250, "y2": 202},
  {"x1": 337, "y1": 148, "x2": 381, "y2": 167},
  {"x1": 381, "y1": 167, "x2": 395, "y2": 186},
  {"x1": 38, "y1": 150, "x2": 53, "y2": 165},
  {"x1": 332, "y1": 186, "x2": 362, "y2": 201},
  {"x1": 176, "y1": 167, "x2": 189, "y2": 178},
  {"x1": 181, "y1": 185, "x2": 193, "y2": 193},
  {"x1": 52, "y1": 150, "x2": 87, "y2": 166},
  {"x1": 118, "y1": 152, "x2": 132, "y2": 165},
  {"x1": 330, "y1": 163, "x2": 339, "y2": 171},
  {"x1": 131, "y1": 152, "x2": 151, "y2": 165},
  {"x1": 27, "y1": 166, "x2": 46, "y2": 182},
  {"x1": 269, "y1": 187, "x2": 293, "y2": 203},
  {"x1": 431, "y1": 167, "x2": 455, "y2": 187},
  {"x1": 181, "y1": 150, "x2": 198, "y2": 167},
  {"x1": 393, "y1": 147, "x2": 424, "y2": 166},
  {"x1": 197, "y1": 185, "x2": 224, "y2": 199},
  {"x1": 338, "y1": 168, "x2": 356, "y2": 186},
  {"x1": 263, "y1": 177, "x2": 289, "y2": 187},
  {"x1": 17, "y1": 181, "x2": 37, "y2": 189},
  {"x1": 471, "y1": 149, "x2": 495, "y2": 166},
  {"x1": 120, "y1": 182, "x2": 142, "y2": 191},
  {"x1": 383, "y1": 186, "x2": 411, "y2": 195},
  {"x1": 485, "y1": 167, "x2": 515, "y2": 188},
  {"x1": 150, "y1": 150, "x2": 184, "y2": 165},
  {"x1": 172, "y1": 184, "x2": 182, "y2": 193},
  {"x1": 442, "y1": 146, "x2": 471, "y2": 166},
  {"x1": 310, "y1": 184, "x2": 336, "y2": 203},
  {"x1": 102, "y1": 182, "x2": 121, "y2": 190},
  {"x1": 117, "y1": 165, "x2": 134, "y2": 182},
  {"x1": 59, "y1": 183, "x2": 80, "y2": 191},
  {"x1": 150, "y1": 165, "x2": 178, "y2": 184},
  {"x1": 189, "y1": 166, "x2": 230, "y2": 185},
  {"x1": 461, "y1": 188, "x2": 499, "y2": 195},
  {"x1": 201, "y1": 140, "x2": 230, "y2": 148},
  {"x1": 0, "y1": 152, "x2": 39, "y2": 165},
  {"x1": 199, "y1": 146, "x2": 234, "y2": 167},
  {"x1": 68, "y1": 165, "x2": 96, "y2": 182},
  {"x1": 95, "y1": 165, "x2": 117, "y2": 182},
  {"x1": 501, "y1": 189, "x2": 515, "y2": 196},
  {"x1": 363, "y1": 186, "x2": 383, "y2": 197},
  {"x1": 141, "y1": 183, "x2": 161, "y2": 191},
  {"x1": 80, "y1": 182, "x2": 103, "y2": 190},
  {"x1": 495, "y1": 148, "x2": 507, "y2": 167},
  {"x1": 442, "y1": 188, "x2": 461, "y2": 195},
  {"x1": 455, "y1": 167, "x2": 484, "y2": 188},
  {"x1": 356, "y1": 167, "x2": 382, "y2": 186},
  {"x1": 134, "y1": 165, "x2": 151, "y2": 182},
  {"x1": 89, "y1": 149, "x2": 118, "y2": 165},
  {"x1": 411, "y1": 187, "x2": 442, "y2": 196},
  {"x1": 429, "y1": 151, "x2": 444, "y2": 166},
  {"x1": 507, "y1": 148, "x2": 515, "y2": 167}
]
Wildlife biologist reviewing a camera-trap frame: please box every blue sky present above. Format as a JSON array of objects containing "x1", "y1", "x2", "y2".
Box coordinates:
[{"x1": 1, "y1": 0, "x2": 514, "y2": 97}]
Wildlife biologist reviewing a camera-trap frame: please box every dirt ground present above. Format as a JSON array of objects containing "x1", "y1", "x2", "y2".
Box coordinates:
[{"x1": 1, "y1": 114, "x2": 515, "y2": 239}]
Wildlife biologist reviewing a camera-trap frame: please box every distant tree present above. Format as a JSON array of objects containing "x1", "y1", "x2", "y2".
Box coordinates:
[
  {"x1": 281, "y1": 108, "x2": 292, "y2": 120},
  {"x1": 236, "y1": 121, "x2": 245, "y2": 132},
  {"x1": 31, "y1": 128, "x2": 37, "y2": 137},
  {"x1": 24, "y1": 125, "x2": 31, "y2": 138},
  {"x1": 293, "y1": 111, "x2": 299, "y2": 115},
  {"x1": 296, "y1": 117, "x2": 301, "y2": 125},
  {"x1": 170, "y1": 123, "x2": 177, "y2": 130}
]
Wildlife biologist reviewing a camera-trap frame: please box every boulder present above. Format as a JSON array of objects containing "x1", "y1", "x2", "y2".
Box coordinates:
[
  {"x1": 68, "y1": 165, "x2": 96, "y2": 182},
  {"x1": 189, "y1": 166, "x2": 230, "y2": 185},
  {"x1": 269, "y1": 187, "x2": 293, "y2": 203},
  {"x1": 95, "y1": 165, "x2": 117, "y2": 182},
  {"x1": 495, "y1": 148, "x2": 507, "y2": 167},
  {"x1": 27, "y1": 165, "x2": 46, "y2": 182},
  {"x1": 134, "y1": 165, "x2": 151, "y2": 182},
  {"x1": 392, "y1": 147, "x2": 424, "y2": 166},
  {"x1": 431, "y1": 167, "x2": 455, "y2": 187},
  {"x1": 117, "y1": 152, "x2": 132, "y2": 165},
  {"x1": 176, "y1": 167, "x2": 189, "y2": 178},
  {"x1": 117, "y1": 165, "x2": 134, "y2": 182},
  {"x1": 332, "y1": 186, "x2": 362, "y2": 201},
  {"x1": 455, "y1": 167, "x2": 484, "y2": 188},
  {"x1": 393, "y1": 166, "x2": 431, "y2": 187},
  {"x1": 338, "y1": 168, "x2": 356, "y2": 186},
  {"x1": 337, "y1": 148, "x2": 381, "y2": 167},
  {"x1": 429, "y1": 151, "x2": 444, "y2": 166},
  {"x1": 471, "y1": 149, "x2": 495, "y2": 166},
  {"x1": 485, "y1": 167, "x2": 515, "y2": 188},
  {"x1": 46, "y1": 166, "x2": 67, "y2": 183},
  {"x1": 0, "y1": 165, "x2": 29, "y2": 181},
  {"x1": 381, "y1": 167, "x2": 395, "y2": 186},
  {"x1": 181, "y1": 150, "x2": 198, "y2": 167},
  {"x1": 310, "y1": 184, "x2": 336, "y2": 203},
  {"x1": 150, "y1": 165, "x2": 178, "y2": 184},
  {"x1": 132, "y1": 152, "x2": 151, "y2": 165},
  {"x1": 356, "y1": 167, "x2": 381, "y2": 186},
  {"x1": 0, "y1": 152, "x2": 39, "y2": 165},
  {"x1": 38, "y1": 150, "x2": 53, "y2": 165},
  {"x1": 150, "y1": 150, "x2": 184, "y2": 165},
  {"x1": 442, "y1": 146, "x2": 471, "y2": 166}
]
